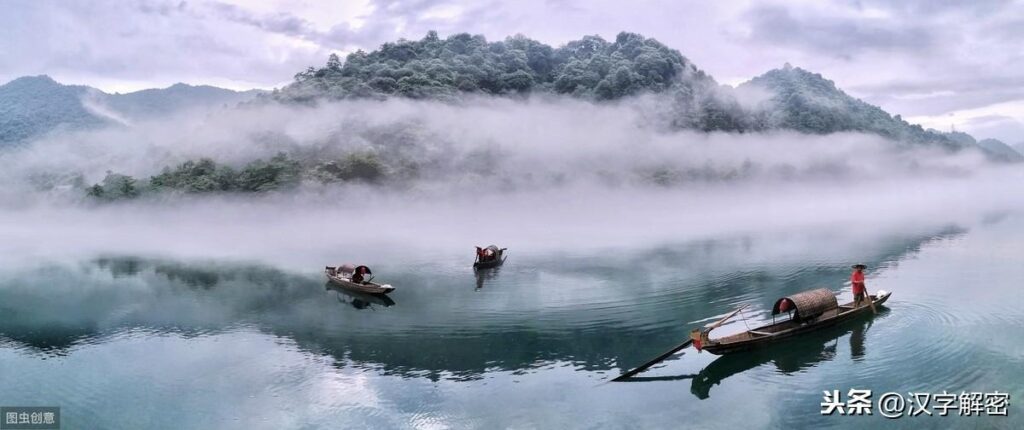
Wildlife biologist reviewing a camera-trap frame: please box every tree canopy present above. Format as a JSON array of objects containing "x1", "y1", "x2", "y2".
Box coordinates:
[{"x1": 276, "y1": 31, "x2": 710, "y2": 102}]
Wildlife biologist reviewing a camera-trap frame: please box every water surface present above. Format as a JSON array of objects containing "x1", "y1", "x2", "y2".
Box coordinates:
[{"x1": 1, "y1": 218, "x2": 1021, "y2": 429}]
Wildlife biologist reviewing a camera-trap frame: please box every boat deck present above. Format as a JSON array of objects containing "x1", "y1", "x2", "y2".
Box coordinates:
[{"x1": 713, "y1": 298, "x2": 875, "y2": 344}]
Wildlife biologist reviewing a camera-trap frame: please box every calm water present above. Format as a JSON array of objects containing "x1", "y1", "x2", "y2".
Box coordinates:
[{"x1": 1, "y1": 218, "x2": 1022, "y2": 429}]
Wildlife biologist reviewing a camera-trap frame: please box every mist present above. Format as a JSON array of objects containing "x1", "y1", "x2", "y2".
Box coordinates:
[{"x1": 0, "y1": 94, "x2": 1021, "y2": 269}]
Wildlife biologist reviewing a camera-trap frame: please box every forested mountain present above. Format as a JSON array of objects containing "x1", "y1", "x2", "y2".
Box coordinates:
[
  {"x1": 277, "y1": 31, "x2": 709, "y2": 101},
  {"x1": 273, "y1": 31, "x2": 744, "y2": 131},
  {"x1": 0, "y1": 76, "x2": 108, "y2": 145},
  {"x1": 0, "y1": 76, "x2": 257, "y2": 146},
  {"x1": 274, "y1": 31, "x2": 1004, "y2": 152},
  {"x1": 739, "y1": 65, "x2": 962, "y2": 149}
]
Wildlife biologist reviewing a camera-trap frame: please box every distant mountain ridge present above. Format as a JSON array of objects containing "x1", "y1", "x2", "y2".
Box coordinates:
[{"x1": 0, "y1": 75, "x2": 258, "y2": 146}]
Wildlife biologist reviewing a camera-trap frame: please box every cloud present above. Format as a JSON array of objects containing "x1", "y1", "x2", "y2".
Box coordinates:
[{"x1": 743, "y1": 4, "x2": 937, "y2": 59}]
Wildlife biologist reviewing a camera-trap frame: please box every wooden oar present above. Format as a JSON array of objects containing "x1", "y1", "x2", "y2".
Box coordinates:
[
  {"x1": 612, "y1": 304, "x2": 749, "y2": 381},
  {"x1": 612, "y1": 338, "x2": 693, "y2": 381},
  {"x1": 704, "y1": 304, "x2": 749, "y2": 331},
  {"x1": 863, "y1": 286, "x2": 877, "y2": 314}
]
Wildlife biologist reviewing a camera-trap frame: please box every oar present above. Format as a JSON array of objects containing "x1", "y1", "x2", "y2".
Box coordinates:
[
  {"x1": 612, "y1": 304, "x2": 749, "y2": 381},
  {"x1": 863, "y1": 286, "x2": 877, "y2": 314},
  {"x1": 612, "y1": 338, "x2": 693, "y2": 381},
  {"x1": 705, "y1": 304, "x2": 749, "y2": 331}
]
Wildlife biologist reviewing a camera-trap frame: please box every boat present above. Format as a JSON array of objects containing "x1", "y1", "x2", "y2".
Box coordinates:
[
  {"x1": 325, "y1": 282, "x2": 396, "y2": 308},
  {"x1": 324, "y1": 264, "x2": 395, "y2": 295},
  {"x1": 613, "y1": 287, "x2": 891, "y2": 381},
  {"x1": 619, "y1": 312, "x2": 883, "y2": 398},
  {"x1": 692, "y1": 288, "x2": 891, "y2": 355},
  {"x1": 473, "y1": 245, "x2": 507, "y2": 269}
]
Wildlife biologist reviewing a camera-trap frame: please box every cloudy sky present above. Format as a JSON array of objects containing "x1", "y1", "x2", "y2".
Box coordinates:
[{"x1": 3, "y1": 0, "x2": 1023, "y2": 142}]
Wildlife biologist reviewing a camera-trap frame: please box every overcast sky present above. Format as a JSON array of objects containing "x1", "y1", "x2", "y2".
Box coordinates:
[{"x1": 3, "y1": 0, "x2": 1023, "y2": 142}]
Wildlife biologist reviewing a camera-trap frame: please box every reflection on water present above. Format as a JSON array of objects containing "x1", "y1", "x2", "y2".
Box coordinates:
[
  {"x1": 1, "y1": 221, "x2": 1022, "y2": 429},
  {"x1": 474, "y1": 266, "x2": 502, "y2": 291}
]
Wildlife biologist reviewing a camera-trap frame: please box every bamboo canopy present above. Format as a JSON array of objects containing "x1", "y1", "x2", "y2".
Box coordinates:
[{"x1": 771, "y1": 288, "x2": 838, "y2": 321}]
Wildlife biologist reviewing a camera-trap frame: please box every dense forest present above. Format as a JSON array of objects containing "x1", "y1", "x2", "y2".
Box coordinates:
[
  {"x1": 270, "y1": 31, "x2": 985, "y2": 150},
  {"x1": 274, "y1": 31, "x2": 746, "y2": 132}
]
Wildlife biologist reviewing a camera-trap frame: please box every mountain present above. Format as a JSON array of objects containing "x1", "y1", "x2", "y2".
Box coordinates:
[
  {"x1": 0, "y1": 75, "x2": 108, "y2": 145},
  {"x1": 738, "y1": 64, "x2": 962, "y2": 149},
  {"x1": 976, "y1": 138, "x2": 1024, "y2": 162},
  {"x1": 0, "y1": 76, "x2": 258, "y2": 146},
  {"x1": 273, "y1": 31, "x2": 986, "y2": 151},
  {"x1": 276, "y1": 31, "x2": 713, "y2": 103},
  {"x1": 104, "y1": 83, "x2": 260, "y2": 118}
]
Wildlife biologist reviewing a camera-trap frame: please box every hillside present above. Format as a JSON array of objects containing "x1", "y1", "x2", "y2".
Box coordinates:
[
  {"x1": 274, "y1": 32, "x2": 1001, "y2": 151},
  {"x1": 0, "y1": 76, "x2": 257, "y2": 146},
  {"x1": 276, "y1": 31, "x2": 712, "y2": 101},
  {"x1": 0, "y1": 76, "x2": 108, "y2": 145},
  {"x1": 739, "y1": 65, "x2": 962, "y2": 149}
]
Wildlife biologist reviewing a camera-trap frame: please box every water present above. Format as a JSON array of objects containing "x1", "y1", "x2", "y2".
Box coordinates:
[{"x1": 1, "y1": 217, "x2": 1022, "y2": 429}]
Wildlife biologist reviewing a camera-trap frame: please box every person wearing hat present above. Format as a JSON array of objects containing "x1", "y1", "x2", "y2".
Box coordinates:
[{"x1": 851, "y1": 264, "x2": 867, "y2": 307}]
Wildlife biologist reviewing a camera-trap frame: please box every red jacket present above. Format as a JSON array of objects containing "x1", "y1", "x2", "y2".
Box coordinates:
[{"x1": 851, "y1": 271, "x2": 865, "y2": 294}]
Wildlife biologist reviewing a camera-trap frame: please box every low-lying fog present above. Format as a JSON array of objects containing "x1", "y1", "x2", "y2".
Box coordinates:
[{"x1": 0, "y1": 96, "x2": 1020, "y2": 269}]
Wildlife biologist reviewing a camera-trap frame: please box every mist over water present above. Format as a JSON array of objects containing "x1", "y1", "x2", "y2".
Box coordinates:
[
  {"x1": 2, "y1": 95, "x2": 1023, "y2": 429},
  {"x1": 1, "y1": 95, "x2": 1020, "y2": 269}
]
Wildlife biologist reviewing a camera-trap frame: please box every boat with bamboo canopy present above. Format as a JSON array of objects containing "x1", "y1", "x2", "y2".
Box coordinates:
[{"x1": 613, "y1": 287, "x2": 891, "y2": 381}]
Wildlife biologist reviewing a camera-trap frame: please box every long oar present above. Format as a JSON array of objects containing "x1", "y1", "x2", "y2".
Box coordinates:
[
  {"x1": 705, "y1": 304, "x2": 749, "y2": 331},
  {"x1": 863, "y1": 286, "x2": 877, "y2": 314},
  {"x1": 612, "y1": 304, "x2": 748, "y2": 381},
  {"x1": 612, "y1": 338, "x2": 693, "y2": 381}
]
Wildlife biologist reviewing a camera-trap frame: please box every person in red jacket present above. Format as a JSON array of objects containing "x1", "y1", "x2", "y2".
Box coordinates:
[{"x1": 851, "y1": 264, "x2": 867, "y2": 307}]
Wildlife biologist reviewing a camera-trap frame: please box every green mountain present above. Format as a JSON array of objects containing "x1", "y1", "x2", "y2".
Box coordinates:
[
  {"x1": 0, "y1": 75, "x2": 108, "y2": 145},
  {"x1": 274, "y1": 31, "x2": 1003, "y2": 151},
  {"x1": 739, "y1": 64, "x2": 962, "y2": 149},
  {"x1": 276, "y1": 31, "x2": 712, "y2": 102},
  {"x1": 0, "y1": 76, "x2": 257, "y2": 146}
]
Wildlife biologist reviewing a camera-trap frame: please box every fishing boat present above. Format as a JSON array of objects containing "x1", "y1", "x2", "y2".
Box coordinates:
[
  {"x1": 473, "y1": 245, "x2": 507, "y2": 269},
  {"x1": 325, "y1": 282, "x2": 396, "y2": 308},
  {"x1": 613, "y1": 287, "x2": 891, "y2": 381},
  {"x1": 324, "y1": 264, "x2": 395, "y2": 295},
  {"x1": 693, "y1": 288, "x2": 891, "y2": 355}
]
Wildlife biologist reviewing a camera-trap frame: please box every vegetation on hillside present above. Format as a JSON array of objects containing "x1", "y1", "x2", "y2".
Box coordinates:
[{"x1": 85, "y1": 153, "x2": 386, "y2": 201}]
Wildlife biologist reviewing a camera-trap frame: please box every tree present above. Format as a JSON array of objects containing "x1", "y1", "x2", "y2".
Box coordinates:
[{"x1": 326, "y1": 53, "x2": 342, "y2": 71}]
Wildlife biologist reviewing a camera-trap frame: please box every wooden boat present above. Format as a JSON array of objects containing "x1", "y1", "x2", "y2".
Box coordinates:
[
  {"x1": 692, "y1": 288, "x2": 891, "y2": 355},
  {"x1": 325, "y1": 282, "x2": 396, "y2": 307},
  {"x1": 325, "y1": 265, "x2": 395, "y2": 295},
  {"x1": 473, "y1": 245, "x2": 507, "y2": 269},
  {"x1": 613, "y1": 287, "x2": 891, "y2": 381}
]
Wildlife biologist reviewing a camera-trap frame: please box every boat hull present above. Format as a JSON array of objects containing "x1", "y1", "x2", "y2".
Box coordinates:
[
  {"x1": 702, "y1": 292, "x2": 891, "y2": 355},
  {"x1": 473, "y1": 254, "x2": 506, "y2": 270},
  {"x1": 325, "y1": 270, "x2": 395, "y2": 295}
]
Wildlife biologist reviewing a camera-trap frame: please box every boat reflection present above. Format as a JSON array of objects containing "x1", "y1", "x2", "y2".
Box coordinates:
[
  {"x1": 325, "y1": 282, "x2": 396, "y2": 310},
  {"x1": 621, "y1": 308, "x2": 888, "y2": 399},
  {"x1": 474, "y1": 265, "x2": 502, "y2": 291}
]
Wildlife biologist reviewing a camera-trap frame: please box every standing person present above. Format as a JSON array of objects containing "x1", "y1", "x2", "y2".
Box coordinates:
[{"x1": 851, "y1": 264, "x2": 867, "y2": 307}]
